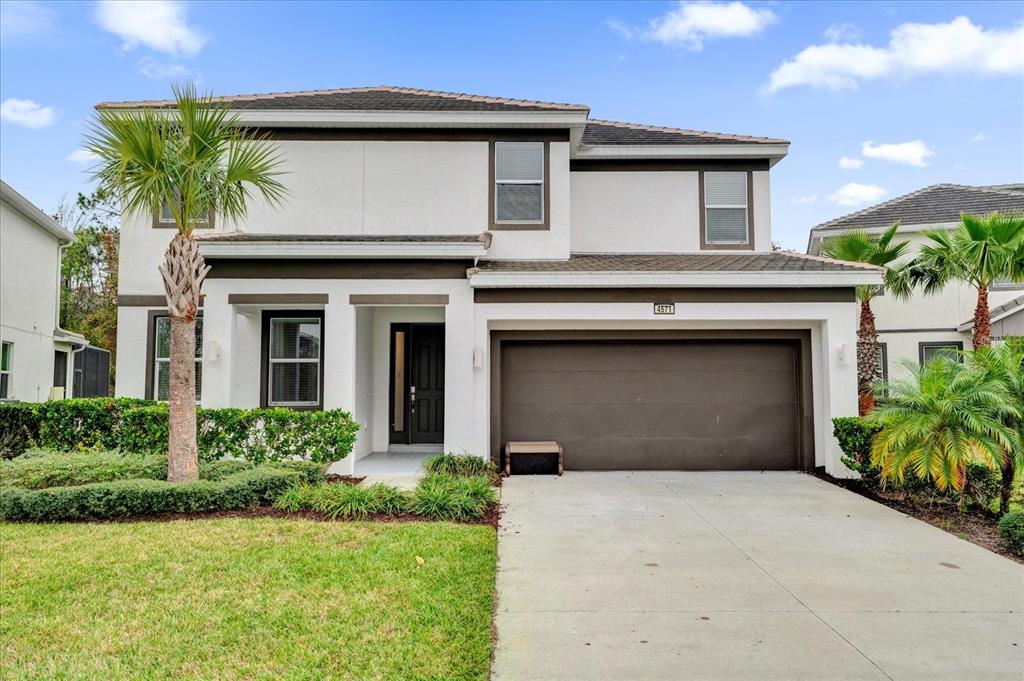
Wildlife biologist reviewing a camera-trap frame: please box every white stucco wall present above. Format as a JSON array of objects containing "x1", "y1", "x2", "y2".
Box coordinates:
[
  {"x1": 0, "y1": 201, "x2": 62, "y2": 401},
  {"x1": 570, "y1": 169, "x2": 772, "y2": 254}
]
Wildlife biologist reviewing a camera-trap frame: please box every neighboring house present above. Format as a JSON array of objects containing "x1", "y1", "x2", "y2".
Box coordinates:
[
  {"x1": 807, "y1": 183, "x2": 1024, "y2": 380},
  {"x1": 0, "y1": 180, "x2": 110, "y2": 401},
  {"x1": 107, "y1": 85, "x2": 879, "y2": 476}
]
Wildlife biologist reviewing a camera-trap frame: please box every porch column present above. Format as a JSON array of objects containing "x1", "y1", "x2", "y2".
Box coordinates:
[
  {"x1": 199, "y1": 281, "x2": 230, "y2": 408},
  {"x1": 323, "y1": 299, "x2": 356, "y2": 474},
  {"x1": 821, "y1": 310, "x2": 859, "y2": 478},
  {"x1": 443, "y1": 288, "x2": 477, "y2": 455}
]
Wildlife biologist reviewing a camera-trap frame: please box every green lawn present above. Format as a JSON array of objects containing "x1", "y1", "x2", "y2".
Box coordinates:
[{"x1": 1, "y1": 519, "x2": 497, "y2": 681}]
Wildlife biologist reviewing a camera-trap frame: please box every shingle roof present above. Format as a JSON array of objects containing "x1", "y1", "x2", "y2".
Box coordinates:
[
  {"x1": 812, "y1": 184, "x2": 1024, "y2": 232},
  {"x1": 196, "y1": 232, "x2": 484, "y2": 244},
  {"x1": 474, "y1": 251, "x2": 876, "y2": 273},
  {"x1": 581, "y1": 120, "x2": 788, "y2": 146},
  {"x1": 959, "y1": 295, "x2": 1024, "y2": 331},
  {"x1": 96, "y1": 85, "x2": 589, "y2": 112}
]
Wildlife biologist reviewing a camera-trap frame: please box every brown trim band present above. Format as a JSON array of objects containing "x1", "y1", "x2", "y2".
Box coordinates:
[
  {"x1": 206, "y1": 259, "x2": 472, "y2": 280},
  {"x1": 474, "y1": 287, "x2": 855, "y2": 304},
  {"x1": 488, "y1": 329, "x2": 815, "y2": 470},
  {"x1": 571, "y1": 159, "x2": 770, "y2": 172},
  {"x1": 243, "y1": 127, "x2": 571, "y2": 142},
  {"x1": 488, "y1": 139, "x2": 551, "y2": 231},
  {"x1": 119, "y1": 295, "x2": 170, "y2": 307},
  {"x1": 349, "y1": 294, "x2": 449, "y2": 305},
  {"x1": 228, "y1": 293, "x2": 329, "y2": 305},
  {"x1": 699, "y1": 169, "x2": 755, "y2": 252}
]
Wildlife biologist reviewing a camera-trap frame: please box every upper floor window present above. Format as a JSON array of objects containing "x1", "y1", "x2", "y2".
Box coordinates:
[
  {"x1": 703, "y1": 171, "x2": 750, "y2": 248},
  {"x1": 494, "y1": 142, "x2": 545, "y2": 226},
  {"x1": 154, "y1": 198, "x2": 214, "y2": 229},
  {"x1": 0, "y1": 341, "x2": 11, "y2": 399}
]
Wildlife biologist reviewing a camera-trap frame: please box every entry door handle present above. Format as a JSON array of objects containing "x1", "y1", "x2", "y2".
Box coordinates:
[{"x1": 410, "y1": 385, "x2": 416, "y2": 413}]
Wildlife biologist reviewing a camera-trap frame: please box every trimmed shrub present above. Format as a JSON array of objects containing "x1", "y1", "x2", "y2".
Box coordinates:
[
  {"x1": 833, "y1": 416, "x2": 883, "y2": 483},
  {"x1": 119, "y1": 405, "x2": 359, "y2": 464},
  {"x1": 0, "y1": 452, "x2": 168, "y2": 490},
  {"x1": 997, "y1": 511, "x2": 1024, "y2": 556},
  {"x1": 273, "y1": 481, "x2": 404, "y2": 519},
  {"x1": 35, "y1": 398, "x2": 154, "y2": 451},
  {"x1": 0, "y1": 465, "x2": 305, "y2": 522},
  {"x1": 423, "y1": 453, "x2": 498, "y2": 483},
  {"x1": 0, "y1": 403, "x2": 41, "y2": 458},
  {"x1": 407, "y1": 474, "x2": 497, "y2": 521}
]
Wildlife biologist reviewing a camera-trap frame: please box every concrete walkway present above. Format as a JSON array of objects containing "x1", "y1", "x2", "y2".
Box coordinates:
[{"x1": 492, "y1": 471, "x2": 1024, "y2": 681}]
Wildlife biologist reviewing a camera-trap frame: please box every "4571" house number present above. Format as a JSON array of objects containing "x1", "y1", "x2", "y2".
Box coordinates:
[{"x1": 653, "y1": 303, "x2": 675, "y2": 315}]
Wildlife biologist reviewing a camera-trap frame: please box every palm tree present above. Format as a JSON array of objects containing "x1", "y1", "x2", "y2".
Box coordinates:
[
  {"x1": 911, "y1": 211, "x2": 1024, "y2": 348},
  {"x1": 869, "y1": 357, "x2": 1017, "y2": 494},
  {"x1": 86, "y1": 84, "x2": 286, "y2": 481},
  {"x1": 967, "y1": 340, "x2": 1024, "y2": 514},
  {"x1": 821, "y1": 223, "x2": 911, "y2": 414}
]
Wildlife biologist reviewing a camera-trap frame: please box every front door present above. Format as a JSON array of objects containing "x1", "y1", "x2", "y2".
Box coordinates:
[{"x1": 390, "y1": 323, "x2": 444, "y2": 445}]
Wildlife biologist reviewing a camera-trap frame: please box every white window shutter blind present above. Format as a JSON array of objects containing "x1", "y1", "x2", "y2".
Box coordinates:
[
  {"x1": 495, "y1": 142, "x2": 543, "y2": 181},
  {"x1": 704, "y1": 172, "x2": 747, "y2": 206}
]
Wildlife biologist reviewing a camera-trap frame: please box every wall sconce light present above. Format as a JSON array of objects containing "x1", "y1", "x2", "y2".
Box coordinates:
[
  {"x1": 838, "y1": 343, "x2": 853, "y2": 365},
  {"x1": 472, "y1": 346, "x2": 484, "y2": 368},
  {"x1": 207, "y1": 339, "x2": 222, "y2": 362}
]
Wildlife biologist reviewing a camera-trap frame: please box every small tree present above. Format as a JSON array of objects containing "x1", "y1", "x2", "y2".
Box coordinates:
[
  {"x1": 86, "y1": 84, "x2": 286, "y2": 481},
  {"x1": 821, "y1": 223, "x2": 911, "y2": 414},
  {"x1": 911, "y1": 211, "x2": 1024, "y2": 348},
  {"x1": 968, "y1": 340, "x2": 1024, "y2": 514},
  {"x1": 869, "y1": 357, "x2": 1017, "y2": 494}
]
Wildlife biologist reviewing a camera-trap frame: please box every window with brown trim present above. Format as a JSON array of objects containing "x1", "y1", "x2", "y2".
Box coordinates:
[
  {"x1": 489, "y1": 140, "x2": 550, "y2": 230},
  {"x1": 153, "y1": 199, "x2": 214, "y2": 229},
  {"x1": 150, "y1": 315, "x2": 203, "y2": 401},
  {"x1": 260, "y1": 311, "x2": 325, "y2": 410},
  {"x1": 700, "y1": 170, "x2": 754, "y2": 250}
]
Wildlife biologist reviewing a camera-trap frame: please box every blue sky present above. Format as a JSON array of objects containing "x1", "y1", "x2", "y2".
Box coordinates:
[{"x1": 1, "y1": 0, "x2": 1021, "y2": 250}]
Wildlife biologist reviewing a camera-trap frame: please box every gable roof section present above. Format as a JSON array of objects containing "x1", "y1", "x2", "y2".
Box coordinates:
[
  {"x1": 0, "y1": 180, "x2": 73, "y2": 243},
  {"x1": 581, "y1": 120, "x2": 787, "y2": 146},
  {"x1": 958, "y1": 295, "x2": 1024, "y2": 331},
  {"x1": 475, "y1": 251, "x2": 876, "y2": 273},
  {"x1": 97, "y1": 85, "x2": 590, "y2": 113},
  {"x1": 811, "y1": 184, "x2": 1024, "y2": 233}
]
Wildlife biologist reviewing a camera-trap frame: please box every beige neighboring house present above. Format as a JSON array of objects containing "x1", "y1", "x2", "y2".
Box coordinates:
[
  {"x1": 0, "y1": 180, "x2": 101, "y2": 401},
  {"x1": 807, "y1": 183, "x2": 1024, "y2": 381}
]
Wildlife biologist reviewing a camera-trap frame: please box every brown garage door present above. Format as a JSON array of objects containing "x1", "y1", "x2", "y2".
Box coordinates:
[{"x1": 499, "y1": 339, "x2": 804, "y2": 470}]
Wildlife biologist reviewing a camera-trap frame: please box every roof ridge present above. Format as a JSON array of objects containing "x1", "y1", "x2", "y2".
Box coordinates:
[
  {"x1": 811, "y1": 184, "x2": 949, "y2": 231},
  {"x1": 584, "y1": 118, "x2": 788, "y2": 145},
  {"x1": 774, "y1": 249, "x2": 885, "y2": 271},
  {"x1": 97, "y1": 84, "x2": 590, "y2": 111}
]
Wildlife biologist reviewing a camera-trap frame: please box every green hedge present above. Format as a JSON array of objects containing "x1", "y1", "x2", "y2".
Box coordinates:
[
  {"x1": 997, "y1": 511, "x2": 1024, "y2": 557},
  {"x1": 0, "y1": 452, "x2": 302, "y2": 490},
  {"x1": 423, "y1": 453, "x2": 498, "y2": 483},
  {"x1": 0, "y1": 465, "x2": 311, "y2": 522},
  {"x1": 0, "y1": 398, "x2": 359, "y2": 465}
]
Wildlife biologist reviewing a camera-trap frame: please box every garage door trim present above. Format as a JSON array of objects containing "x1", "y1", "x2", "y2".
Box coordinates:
[{"x1": 490, "y1": 329, "x2": 815, "y2": 470}]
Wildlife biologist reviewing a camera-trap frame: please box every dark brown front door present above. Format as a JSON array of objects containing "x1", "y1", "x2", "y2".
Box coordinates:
[
  {"x1": 498, "y1": 339, "x2": 803, "y2": 470},
  {"x1": 390, "y1": 323, "x2": 444, "y2": 445}
]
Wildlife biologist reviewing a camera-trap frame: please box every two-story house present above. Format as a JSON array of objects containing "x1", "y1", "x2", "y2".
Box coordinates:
[
  {"x1": 108, "y1": 86, "x2": 878, "y2": 477},
  {"x1": 0, "y1": 180, "x2": 108, "y2": 401},
  {"x1": 807, "y1": 183, "x2": 1024, "y2": 381}
]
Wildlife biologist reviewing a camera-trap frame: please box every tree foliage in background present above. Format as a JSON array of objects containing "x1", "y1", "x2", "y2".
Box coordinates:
[{"x1": 54, "y1": 187, "x2": 120, "y2": 391}]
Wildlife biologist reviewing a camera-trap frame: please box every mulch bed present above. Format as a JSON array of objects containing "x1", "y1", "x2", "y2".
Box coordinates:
[
  {"x1": 103, "y1": 504, "x2": 500, "y2": 527},
  {"x1": 812, "y1": 469, "x2": 1021, "y2": 564}
]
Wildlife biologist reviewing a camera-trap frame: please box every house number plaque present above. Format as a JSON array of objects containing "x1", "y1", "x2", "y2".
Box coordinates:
[{"x1": 653, "y1": 303, "x2": 675, "y2": 315}]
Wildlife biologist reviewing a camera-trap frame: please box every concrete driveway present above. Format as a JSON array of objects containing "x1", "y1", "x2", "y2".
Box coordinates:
[{"x1": 492, "y1": 472, "x2": 1024, "y2": 681}]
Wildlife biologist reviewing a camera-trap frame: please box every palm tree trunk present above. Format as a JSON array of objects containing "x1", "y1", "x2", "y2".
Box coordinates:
[
  {"x1": 999, "y1": 458, "x2": 1015, "y2": 515},
  {"x1": 159, "y1": 233, "x2": 210, "y2": 482},
  {"x1": 857, "y1": 299, "x2": 878, "y2": 415},
  {"x1": 973, "y1": 286, "x2": 992, "y2": 349}
]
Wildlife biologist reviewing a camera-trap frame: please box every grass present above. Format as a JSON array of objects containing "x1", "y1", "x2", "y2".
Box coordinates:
[{"x1": 1, "y1": 518, "x2": 497, "y2": 681}]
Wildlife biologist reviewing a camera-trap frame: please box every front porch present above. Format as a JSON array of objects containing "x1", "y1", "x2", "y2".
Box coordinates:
[{"x1": 343, "y1": 447, "x2": 438, "y2": 488}]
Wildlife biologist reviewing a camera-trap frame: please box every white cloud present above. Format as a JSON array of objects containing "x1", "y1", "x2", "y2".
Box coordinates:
[
  {"x1": 0, "y1": 98, "x2": 55, "y2": 128},
  {"x1": 767, "y1": 16, "x2": 1024, "y2": 93},
  {"x1": 838, "y1": 156, "x2": 864, "y2": 170},
  {"x1": 95, "y1": 0, "x2": 206, "y2": 56},
  {"x1": 861, "y1": 140, "x2": 934, "y2": 167},
  {"x1": 790, "y1": 194, "x2": 817, "y2": 205},
  {"x1": 138, "y1": 56, "x2": 191, "y2": 80},
  {"x1": 970, "y1": 132, "x2": 991, "y2": 142},
  {"x1": 828, "y1": 183, "x2": 887, "y2": 207},
  {"x1": 611, "y1": 1, "x2": 776, "y2": 50},
  {"x1": 824, "y1": 22, "x2": 861, "y2": 43},
  {"x1": 66, "y1": 149, "x2": 99, "y2": 164},
  {"x1": 0, "y1": 1, "x2": 54, "y2": 38}
]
